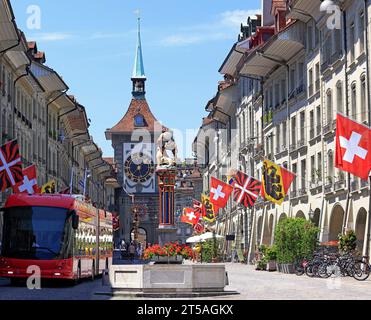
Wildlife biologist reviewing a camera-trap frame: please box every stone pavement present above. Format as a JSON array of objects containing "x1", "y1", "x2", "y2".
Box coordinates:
[
  {"x1": 1, "y1": 262, "x2": 371, "y2": 300},
  {"x1": 216, "y1": 263, "x2": 371, "y2": 300}
]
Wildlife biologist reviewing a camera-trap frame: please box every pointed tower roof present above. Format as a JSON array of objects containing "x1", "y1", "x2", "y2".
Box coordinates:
[{"x1": 132, "y1": 17, "x2": 146, "y2": 79}]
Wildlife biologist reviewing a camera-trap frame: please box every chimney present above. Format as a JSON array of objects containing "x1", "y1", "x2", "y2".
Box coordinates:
[{"x1": 261, "y1": 0, "x2": 274, "y2": 26}]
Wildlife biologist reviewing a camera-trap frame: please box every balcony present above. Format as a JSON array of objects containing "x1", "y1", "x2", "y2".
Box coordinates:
[
  {"x1": 334, "y1": 179, "x2": 345, "y2": 191},
  {"x1": 315, "y1": 79, "x2": 320, "y2": 92},
  {"x1": 361, "y1": 179, "x2": 369, "y2": 189},
  {"x1": 291, "y1": 190, "x2": 298, "y2": 199},
  {"x1": 351, "y1": 180, "x2": 359, "y2": 192},
  {"x1": 324, "y1": 182, "x2": 333, "y2": 194},
  {"x1": 316, "y1": 125, "x2": 322, "y2": 136},
  {"x1": 290, "y1": 143, "x2": 297, "y2": 152},
  {"x1": 296, "y1": 83, "x2": 305, "y2": 95},
  {"x1": 308, "y1": 84, "x2": 314, "y2": 97},
  {"x1": 297, "y1": 138, "x2": 306, "y2": 150},
  {"x1": 310, "y1": 128, "x2": 315, "y2": 140},
  {"x1": 323, "y1": 120, "x2": 336, "y2": 136}
]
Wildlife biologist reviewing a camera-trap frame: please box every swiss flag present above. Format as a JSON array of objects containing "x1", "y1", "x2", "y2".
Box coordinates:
[
  {"x1": 335, "y1": 114, "x2": 371, "y2": 180},
  {"x1": 210, "y1": 177, "x2": 233, "y2": 209},
  {"x1": 181, "y1": 207, "x2": 201, "y2": 226},
  {"x1": 12, "y1": 165, "x2": 40, "y2": 194}
]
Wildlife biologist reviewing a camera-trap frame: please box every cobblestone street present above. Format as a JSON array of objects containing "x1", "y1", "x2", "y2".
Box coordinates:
[{"x1": 1, "y1": 263, "x2": 371, "y2": 300}]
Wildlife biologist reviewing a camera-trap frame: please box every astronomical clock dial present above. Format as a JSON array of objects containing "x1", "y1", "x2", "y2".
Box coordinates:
[{"x1": 124, "y1": 152, "x2": 155, "y2": 184}]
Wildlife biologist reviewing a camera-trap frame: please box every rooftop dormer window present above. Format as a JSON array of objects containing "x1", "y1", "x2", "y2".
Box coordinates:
[{"x1": 134, "y1": 114, "x2": 145, "y2": 127}]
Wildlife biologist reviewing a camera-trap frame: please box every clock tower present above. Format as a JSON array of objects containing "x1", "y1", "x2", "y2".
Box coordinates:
[{"x1": 106, "y1": 17, "x2": 163, "y2": 246}]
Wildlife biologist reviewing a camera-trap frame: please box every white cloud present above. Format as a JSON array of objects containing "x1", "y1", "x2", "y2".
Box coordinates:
[
  {"x1": 158, "y1": 8, "x2": 260, "y2": 47},
  {"x1": 221, "y1": 9, "x2": 261, "y2": 28},
  {"x1": 29, "y1": 32, "x2": 73, "y2": 42}
]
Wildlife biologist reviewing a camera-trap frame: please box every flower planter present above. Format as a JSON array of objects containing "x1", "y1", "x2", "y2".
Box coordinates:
[
  {"x1": 152, "y1": 255, "x2": 183, "y2": 264},
  {"x1": 266, "y1": 261, "x2": 277, "y2": 272},
  {"x1": 277, "y1": 263, "x2": 295, "y2": 274}
]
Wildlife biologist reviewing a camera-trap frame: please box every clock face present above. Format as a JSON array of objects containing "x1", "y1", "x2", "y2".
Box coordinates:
[{"x1": 124, "y1": 152, "x2": 155, "y2": 183}]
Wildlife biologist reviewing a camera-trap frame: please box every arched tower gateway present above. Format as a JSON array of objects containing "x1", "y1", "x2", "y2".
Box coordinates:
[{"x1": 105, "y1": 17, "x2": 166, "y2": 246}]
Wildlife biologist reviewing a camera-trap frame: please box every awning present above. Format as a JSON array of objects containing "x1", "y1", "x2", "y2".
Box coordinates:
[
  {"x1": 219, "y1": 43, "x2": 244, "y2": 77},
  {"x1": 0, "y1": 0, "x2": 19, "y2": 52},
  {"x1": 5, "y1": 50, "x2": 29, "y2": 69},
  {"x1": 30, "y1": 61, "x2": 68, "y2": 93},
  {"x1": 52, "y1": 94, "x2": 76, "y2": 113},
  {"x1": 63, "y1": 105, "x2": 89, "y2": 137},
  {"x1": 214, "y1": 84, "x2": 238, "y2": 114},
  {"x1": 287, "y1": 0, "x2": 322, "y2": 23},
  {"x1": 240, "y1": 21, "x2": 305, "y2": 78}
]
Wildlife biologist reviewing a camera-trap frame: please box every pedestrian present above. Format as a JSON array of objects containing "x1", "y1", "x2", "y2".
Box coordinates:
[
  {"x1": 129, "y1": 242, "x2": 136, "y2": 262},
  {"x1": 136, "y1": 243, "x2": 143, "y2": 259},
  {"x1": 120, "y1": 239, "x2": 126, "y2": 259}
]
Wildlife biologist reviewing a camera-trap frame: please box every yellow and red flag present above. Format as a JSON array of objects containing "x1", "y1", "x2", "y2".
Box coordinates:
[
  {"x1": 261, "y1": 159, "x2": 295, "y2": 205},
  {"x1": 41, "y1": 180, "x2": 56, "y2": 194},
  {"x1": 201, "y1": 194, "x2": 216, "y2": 222}
]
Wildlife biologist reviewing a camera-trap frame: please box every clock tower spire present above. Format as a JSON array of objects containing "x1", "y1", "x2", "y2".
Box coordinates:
[{"x1": 132, "y1": 15, "x2": 146, "y2": 99}]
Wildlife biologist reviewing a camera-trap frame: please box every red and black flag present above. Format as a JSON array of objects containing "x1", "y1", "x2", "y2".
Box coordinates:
[
  {"x1": 0, "y1": 140, "x2": 23, "y2": 191},
  {"x1": 193, "y1": 199, "x2": 203, "y2": 215},
  {"x1": 233, "y1": 171, "x2": 262, "y2": 208}
]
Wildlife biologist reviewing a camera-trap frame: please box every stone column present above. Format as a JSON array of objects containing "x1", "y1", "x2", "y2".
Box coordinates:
[{"x1": 157, "y1": 168, "x2": 177, "y2": 246}]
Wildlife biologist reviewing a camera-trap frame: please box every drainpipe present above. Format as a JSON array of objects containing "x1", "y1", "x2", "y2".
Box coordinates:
[
  {"x1": 45, "y1": 90, "x2": 67, "y2": 182},
  {"x1": 363, "y1": 0, "x2": 371, "y2": 257}
]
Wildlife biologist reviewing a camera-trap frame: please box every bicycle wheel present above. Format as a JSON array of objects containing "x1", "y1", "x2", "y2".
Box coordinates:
[
  {"x1": 305, "y1": 264, "x2": 314, "y2": 277},
  {"x1": 295, "y1": 264, "x2": 304, "y2": 276},
  {"x1": 318, "y1": 263, "x2": 332, "y2": 278},
  {"x1": 353, "y1": 261, "x2": 370, "y2": 281}
]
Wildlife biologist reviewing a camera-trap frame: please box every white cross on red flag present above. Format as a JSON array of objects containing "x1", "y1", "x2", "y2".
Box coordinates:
[
  {"x1": 335, "y1": 113, "x2": 371, "y2": 180},
  {"x1": 12, "y1": 165, "x2": 40, "y2": 194},
  {"x1": 0, "y1": 140, "x2": 23, "y2": 192},
  {"x1": 181, "y1": 207, "x2": 201, "y2": 226},
  {"x1": 210, "y1": 177, "x2": 233, "y2": 209}
]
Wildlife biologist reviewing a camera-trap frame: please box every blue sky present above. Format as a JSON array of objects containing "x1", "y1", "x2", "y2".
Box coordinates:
[{"x1": 11, "y1": 0, "x2": 260, "y2": 158}]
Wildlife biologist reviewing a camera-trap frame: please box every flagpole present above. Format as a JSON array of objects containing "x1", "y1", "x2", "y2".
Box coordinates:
[
  {"x1": 83, "y1": 167, "x2": 88, "y2": 198},
  {"x1": 69, "y1": 166, "x2": 74, "y2": 195},
  {"x1": 364, "y1": 0, "x2": 371, "y2": 259}
]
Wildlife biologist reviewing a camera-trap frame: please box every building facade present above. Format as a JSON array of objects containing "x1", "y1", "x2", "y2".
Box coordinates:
[
  {"x1": 194, "y1": 0, "x2": 371, "y2": 261},
  {"x1": 0, "y1": 0, "x2": 114, "y2": 208}
]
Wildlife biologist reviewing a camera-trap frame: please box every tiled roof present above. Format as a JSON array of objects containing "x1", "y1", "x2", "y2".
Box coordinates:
[
  {"x1": 103, "y1": 157, "x2": 114, "y2": 165},
  {"x1": 107, "y1": 98, "x2": 162, "y2": 134}
]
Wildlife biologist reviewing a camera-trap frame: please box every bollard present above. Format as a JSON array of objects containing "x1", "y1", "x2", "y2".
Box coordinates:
[{"x1": 102, "y1": 269, "x2": 110, "y2": 286}]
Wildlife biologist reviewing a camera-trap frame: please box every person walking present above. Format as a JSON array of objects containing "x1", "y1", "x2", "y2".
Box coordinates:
[
  {"x1": 120, "y1": 239, "x2": 127, "y2": 259},
  {"x1": 129, "y1": 242, "x2": 136, "y2": 263}
]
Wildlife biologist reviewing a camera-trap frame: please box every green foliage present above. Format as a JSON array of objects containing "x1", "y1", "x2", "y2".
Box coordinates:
[
  {"x1": 274, "y1": 218, "x2": 319, "y2": 264},
  {"x1": 265, "y1": 245, "x2": 278, "y2": 261},
  {"x1": 338, "y1": 230, "x2": 357, "y2": 254},
  {"x1": 256, "y1": 257, "x2": 268, "y2": 270},
  {"x1": 201, "y1": 239, "x2": 222, "y2": 262}
]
